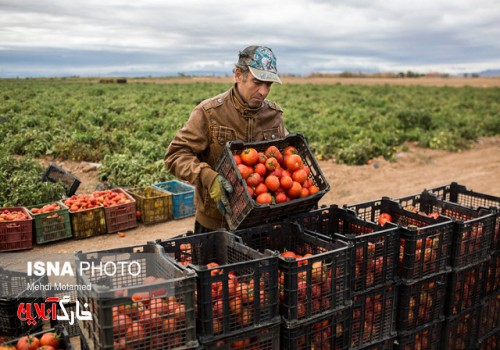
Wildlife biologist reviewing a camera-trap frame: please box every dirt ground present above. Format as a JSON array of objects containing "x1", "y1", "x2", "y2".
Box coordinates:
[{"x1": 1, "y1": 136, "x2": 498, "y2": 270}]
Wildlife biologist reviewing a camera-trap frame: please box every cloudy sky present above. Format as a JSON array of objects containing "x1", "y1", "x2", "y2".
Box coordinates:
[{"x1": 1, "y1": 0, "x2": 499, "y2": 78}]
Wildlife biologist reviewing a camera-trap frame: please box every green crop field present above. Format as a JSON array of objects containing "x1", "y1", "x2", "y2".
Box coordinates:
[{"x1": 1, "y1": 78, "x2": 499, "y2": 206}]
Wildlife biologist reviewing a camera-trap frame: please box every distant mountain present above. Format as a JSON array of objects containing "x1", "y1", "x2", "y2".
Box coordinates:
[{"x1": 478, "y1": 69, "x2": 500, "y2": 77}]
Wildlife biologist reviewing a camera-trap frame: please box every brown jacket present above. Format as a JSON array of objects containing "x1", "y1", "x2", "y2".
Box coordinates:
[{"x1": 164, "y1": 84, "x2": 285, "y2": 230}]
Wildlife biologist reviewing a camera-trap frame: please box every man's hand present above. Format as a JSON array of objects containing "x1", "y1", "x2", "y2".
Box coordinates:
[{"x1": 209, "y1": 175, "x2": 233, "y2": 216}]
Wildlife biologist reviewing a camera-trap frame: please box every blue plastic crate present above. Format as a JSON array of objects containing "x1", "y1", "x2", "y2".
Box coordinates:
[{"x1": 153, "y1": 180, "x2": 195, "y2": 219}]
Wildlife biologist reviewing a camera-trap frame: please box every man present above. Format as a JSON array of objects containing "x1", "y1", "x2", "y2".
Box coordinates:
[{"x1": 164, "y1": 45, "x2": 286, "y2": 232}]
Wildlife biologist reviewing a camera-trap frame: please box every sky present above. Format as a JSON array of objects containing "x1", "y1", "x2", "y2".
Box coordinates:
[{"x1": 1, "y1": 0, "x2": 500, "y2": 78}]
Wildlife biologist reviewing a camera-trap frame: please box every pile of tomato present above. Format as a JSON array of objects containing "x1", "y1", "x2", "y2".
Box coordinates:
[
  {"x1": 3, "y1": 330, "x2": 64, "y2": 350},
  {"x1": 29, "y1": 203, "x2": 62, "y2": 219},
  {"x1": 0, "y1": 209, "x2": 30, "y2": 222},
  {"x1": 63, "y1": 190, "x2": 133, "y2": 212},
  {"x1": 111, "y1": 276, "x2": 188, "y2": 349},
  {"x1": 233, "y1": 145, "x2": 319, "y2": 205}
]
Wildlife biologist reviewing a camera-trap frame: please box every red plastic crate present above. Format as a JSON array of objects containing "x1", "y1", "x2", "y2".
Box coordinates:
[
  {"x1": 397, "y1": 271, "x2": 448, "y2": 331},
  {"x1": 445, "y1": 259, "x2": 488, "y2": 316},
  {"x1": 234, "y1": 221, "x2": 352, "y2": 325},
  {"x1": 443, "y1": 306, "x2": 480, "y2": 350},
  {"x1": 350, "y1": 283, "x2": 399, "y2": 349},
  {"x1": 155, "y1": 230, "x2": 280, "y2": 343},
  {"x1": 294, "y1": 204, "x2": 400, "y2": 292},
  {"x1": 214, "y1": 133, "x2": 330, "y2": 230},
  {"x1": 0, "y1": 207, "x2": 33, "y2": 252},
  {"x1": 427, "y1": 182, "x2": 500, "y2": 253},
  {"x1": 347, "y1": 197, "x2": 453, "y2": 283},
  {"x1": 395, "y1": 318, "x2": 444, "y2": 350},
  {"x1": 75, "y1": 243, "x2": 198, "y2": 350},
  {"x1": 280, "y1": 306, "x2": 351, "y2": 350},
  {"x1": 202, "y1": 322, "x2": 280, "y2": 350},
  {"x1": 99, "y1": 188, "x2": 138, "y2": 233}
]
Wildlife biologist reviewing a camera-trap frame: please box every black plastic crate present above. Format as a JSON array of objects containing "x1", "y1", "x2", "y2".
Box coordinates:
[
  {"x1": 0, "y1": 267, "x2": 49, "y2": 337},
  {"x1": 445, "y1": 259, "x2": 488, "y2": 316},
  {"x1": 478, "y1": 291, "x2": 500, "y2": 341},
  {"x1": 485, "y1": 252, "x2": 500, "y2": 296},
  {"x1": 427, "y1": 182, "x2": 500, "y2": 253},
  {"x1": 42, "y1": 162, "x2": 81, "y2": 196},
  {"x1": 280, "y1": 306, "x2": 351, "y2": 350},
  {"x1": 347, "y1": 197, "x2": 453, "y2": 283},
  {"x1": 202, "y1": 322, "x2": 280, "y2": 349},
  {"x1": 350, "y1": 283, "x2": 399, "y2": 349},
  {"x1": 397, "y1": 270, "x2": 448, "y2": 331},
  {"x1": 360, "y1": 336, "x2": 395, "y2": 350},
  {"x1": 75, "y1": 243, "x2": 198, "y2": 350},
  {"x1": 49, "y1": 289, "x2": 79, "y2": 337},
  {"x1": 395, "y1": 191, "x2": 495, "y2": 269},
  {"x1": 394, "y1": 317, "x2": 444, "y2": 350},
  {"x1": 234, "y1": 221, "x2": 352, "y2": 325},
  {"x1": 477, "y1": 329, "x2": 500, "y2": 350},
  {"x1": 214, "y1": 133, "x2": 330, "y2": 230},
  {"x1": 155, "y1": 230, "x2": 279, "y2": 343},
  {"x1": 443, "y1": 305, "x2": 480, "y2": 350},
  {"x1": 1, "y1": 325, "x2": 73, "y2": 349},
  {"x1": 294, "y1": 204, "x2": 400, "y2": 292}
]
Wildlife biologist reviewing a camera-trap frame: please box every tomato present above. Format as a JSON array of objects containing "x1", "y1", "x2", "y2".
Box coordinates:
[
  {"x1": 281, "y1": 251, "x2": 296, "y2": 259},
  {"x1": 377, "y1": 213, "x2": 392, "y2": 225},
  {"x1": 246, "y1": 172, "x2": 261, "y2": 187},
  {"x1": 16, "y1": 335, "x2": 40, "y2": 350},
  {"x1": 265, "y1": 157, "x2": 280, "y2": 172},
  {"x1": 40, "y1": 332, "x2": 61, "y2": 348},
  {"x1": 287, "y1": 181, "x2": 303, "y2": 199},
  {"x1": 265, "y1": 146, "x2": 283, "y2": 164},
  {"x1": 283, "y1": 145, "x2": 299, "y2": 156},
  {"x1": 285, "y1": 154, "x2": 303, "y2": 171},
  {"x1": 241, "y1": 148, "x2": 259, "y2": 166},
  {"x1": 264, "y1": 175, "x2": 280, "y2": 192},
  {"x1": 257, "y1": 152, "x2": 267, "y2": 164},
  {"x1": 139, "y1": 309, "x2": 163, "y2": 331},
  {"x1": 254, "y1": 183, "x2": 268, "y2": 196},
  {"x1": 233, "y1": 154, "x2": 242, "y2": 165},
  {"x1": 125, "y1": 321, "x2": 146, "y2": 343},
  {"x1": 275, "y1": 192, "x2": 287, "y2": 203},
  {"x1": 237, "y1": 164, "x2": 252, "y2": 180},
  {"x1": 292, "y1": 168, "x2": 308, "y2": 184},
  {"x1": 309, "y1": 185, "x2": 320, "y2": 195},
  {"x1": 256, "y1": 192, "x2": 273, "y2": 205},
  {"x1": 253, "y1": 163, "x2": 267, "y2": 177},
  {"x1": 280, "y1": 175, "x2": 293, "y2": 190}
]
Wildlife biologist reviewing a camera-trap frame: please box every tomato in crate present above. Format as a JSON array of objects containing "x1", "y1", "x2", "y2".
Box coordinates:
[
  {"x1": 0, "y1": 325, "x2": 73, "y2": 350},
  {"x1": 215, "y1": 133, "x2": 329, "y2": 230},
  {"x1": 28, "y1": 201, "x2": 72, "y2": 244},
  {"x1": 75, "y1": 243, "x2": 198, "y2": 350},
  {"x1": 155, "y1": 230, "x2": 280, "y2": 343},
  {"x1": 395, "y1": 190, "x2": 496, "y2": 269},
  {"x1": 93, "y1": 188, "x2": 138, "y2": 233},
  {"x1": 234, "y1": 221, "x2": 352, "y2": 325},
  {"x1": 394, "y1": 318, "x2": 444, "y2": 350},
  {"x1": 347, "y1": 197, "x2": 454, "y2": 283},
  {"x1": 294, "y1": 204, "x2": 400, "y2": 292},
  {"x1": 0, "y1": 207, "x2": 33, "y2": 252}
]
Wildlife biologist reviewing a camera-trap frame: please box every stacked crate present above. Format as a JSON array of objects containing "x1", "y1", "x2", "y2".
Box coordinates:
[
  {"x1": 394, "y1": 190, "x2": 496, "y2": 349},
  {"x1": 426, "y1": 182, "x2": 500, "y2": 349},
  {"x1": 75, "y1": 243, "x2": 199, "y2": 350},
  {"x1": 234, "y1": 221, "x2": 353, "y2": 350},
  {"x1": 347, "y1": 196, "x2": 454, "y2": 349},
  {"x1": 0, "y1": 267, "x2": 49, "y2": 337},
  {"x1": 294, "y1": 205, "x2": 399, "y2": 349},
  {"x1": 155, "y1": 230, "x2": 281, "y2": 349}
]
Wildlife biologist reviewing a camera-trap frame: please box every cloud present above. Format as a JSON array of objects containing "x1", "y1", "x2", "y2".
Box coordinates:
[{"x1": 1, "y1": 0, "x2": 499, "y2": 77}]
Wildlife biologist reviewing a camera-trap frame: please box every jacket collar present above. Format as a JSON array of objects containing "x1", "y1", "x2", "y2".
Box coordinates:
[{"x1": 231, "y1": 84, "x2": 262, "y2": 116}]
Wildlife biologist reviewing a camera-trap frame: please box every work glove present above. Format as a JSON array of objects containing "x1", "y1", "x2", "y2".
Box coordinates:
[{"x1": 209, "y1": 175, "x2": 234, "y2": 216}]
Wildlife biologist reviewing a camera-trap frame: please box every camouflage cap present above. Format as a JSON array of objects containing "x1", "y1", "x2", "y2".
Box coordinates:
[{"x1": 237, "y1": 46, "x2": 282, "y2": 84}]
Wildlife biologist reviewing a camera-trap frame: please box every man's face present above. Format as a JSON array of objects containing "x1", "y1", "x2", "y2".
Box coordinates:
[{"x1": 235, "y1": 69, "x2": 273, "y2": 108}]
